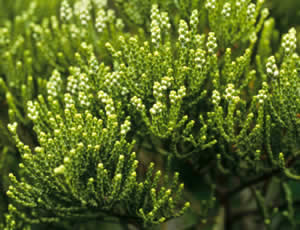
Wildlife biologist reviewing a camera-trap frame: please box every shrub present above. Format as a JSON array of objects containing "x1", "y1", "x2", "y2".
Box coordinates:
[{"x1": 0, "y1": 0, "x2": 299, "y2": 229}]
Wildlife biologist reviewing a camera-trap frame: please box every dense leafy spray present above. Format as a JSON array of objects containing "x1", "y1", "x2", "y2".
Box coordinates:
[{"x1": 0, "y1": 0, "x2": 299, "y2": 229}]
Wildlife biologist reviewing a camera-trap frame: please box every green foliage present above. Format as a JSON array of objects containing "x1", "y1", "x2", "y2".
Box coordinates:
[
  {"x1": 5, "y1": 98, "x2": 188, "y2": 228},
  {"x1": 0, "y1": 0, "x2": 299, "y2": 230},
  {"x1": 0, "y1": 0, "x2": 124, "y2": 124}
]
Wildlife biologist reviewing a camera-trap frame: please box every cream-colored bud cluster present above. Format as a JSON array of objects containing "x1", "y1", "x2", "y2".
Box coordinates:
[
  {"x1": 115, "y1": 18, "x2": 125, "y2": 30},
  {"x1": 221, "y1": 3, "x2": 231, "y2": 18},
  {"x1": 247, "y1": 3, "x2": 256, "y2": 20},
  {"x1": 66, "y1": 67, "x2": 92, "y2": 108},
  {"x1": 98, "y1": 90, "x2": 115, "y2": 116},
  {"x1": 31, "y1": 24, "x2": 43, "y2": 41},
  {"x1": 64, "y1": 93, "x2": 75, "y2": 109},
  {"x1": 149, "y1": 5, "x2": 170, "y2": 46},
  {"x1": 79, "y1": 2, "x2": 91, "y2": 26},
  {"x1": 160, "y1": 12, "x2": 171, "y2": 30},
  {"x1": 205, "y1": 0, "x2": 216, "y2": 10},
  {"x1": 150, "y1": 5, "x2": 161, "y2": 46},
  {"x1": 66, "y1": 75, "x2": 78, "y2": 94},
  {"x1": 27, "y1": 101, "x2": 39, "y2": 121},
  {"x1": 282, "y1": 28, "x2": 297, "y2": 55},
  {"x1": 54, "y1": 164, "x2": 65, "y2": 175},
  {"x1": 190, "y1": 10, "x2": 199, "y2": 33},
  {"x1": 195, "y1": 49, "x2": 206, "y2": 69},
  {"x1": 104, "y1": 72, "x2": 121, "y2": 88},
  {"x1": 68, "y1": 24, "x2": 81, "y2": 39},
  {"x1": 79, "y1": 73, "x2": 91, "y2": 91},
  {"x1": 131, "y1": 96, "x2": 145, "y2": 112},
  {"x1": 7, "y1": 122, "x2": 18, "y2": 134},
  {"x1": 95, "y1": 9, "x2": 107, "y2": 33},
  {"x1": 266, "y1": 56, "x2": 279, "y2": 77},
  {"x1": 169, "y1": 91, "x2": 177, "y2": 104},
  {"x1": 89, "y1": 55, "x2": 99, "y2": 74},
  {"x1": 107, "y1": 9, "x2": 116, "y2": 21},
  {"x1": 153, "y1": 76, "x2": 173, "y2": 99},
  {"x1": 120, "y1": 119, "x2": 131, "y2": 135},
  {"x1": 60, "y1": 0, "x2": 73, "y2": 22},
  {"x1": 224, "y1": 84, "x2": 240, "y2": 102},
  {"x1": 169, "y1": 86, "x2": 186, "y2": 104},
  {"x1": 95, "y1": 8, "x2": 123, "y2": 32},
  {"x1": 78, "y1": 92, "x2": 91, "y2": 108},
  {"x1": 150, "y1": 101, "x2": 164, "y2": 115},
  {"x1": 150, "y1": 4, "x2": 161, "y2": 25},
  {"x1": 256, "y1": 88, "x2": 268, "y2": 104},
  {"x1": 47, "y1": 70, "x2": 62, "y2": 98},
  {"x1": 178, "y1": 20, "x2": 190, "y2": 47},
  {"x1": 261, "y1": 8, "x2": 269, "y2": 18},
  {"x1": 212, "y1": 90, "x2": 221, "y2": 105},
  {"x1": 120, "y1": 86, "x2": 129, "y2": 96},
  {"x1": 206, "y1": 32, "x2": 217, "y2": 54},
  {"x1": 67, "y1": 67, "x2": 80, "y2": 95},
  {"x1": 178, "y1": 86, "x2": 187, "y2": 98}
]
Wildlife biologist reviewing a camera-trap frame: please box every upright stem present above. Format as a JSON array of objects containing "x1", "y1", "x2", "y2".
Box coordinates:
[
  {"x1": 224, "y1": 196, "x2": 232, "y2": 230},
  {"x1": 162, "y1": 222, "x2": 168, "y2": 230},
  {"x1": 120, "y1": 219, "x2": 130, "y2": 230}
]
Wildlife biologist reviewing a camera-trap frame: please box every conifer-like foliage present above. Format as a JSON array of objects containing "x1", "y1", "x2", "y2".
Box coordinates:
[
  {"x1": 0, "y1": 0, "x2": 299, "y2": 230},
  {"x1": 6, "y1": 98, "x2": 188, "y2": 229}
]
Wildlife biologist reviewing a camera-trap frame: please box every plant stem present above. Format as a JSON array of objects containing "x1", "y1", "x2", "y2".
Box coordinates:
[{"x1": 120, "y1": 218, "x2": 130, "y2": 230}]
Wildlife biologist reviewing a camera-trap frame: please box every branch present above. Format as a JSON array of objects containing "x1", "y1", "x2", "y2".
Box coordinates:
[
  {"x1": 226, "y1": 169, "x2": 280, "y2": 198},
  {"x1": 226, "y1": 154, "x2": 298, "y2": 199},
  {"x1": 230, "y1": 199, "x2": 300, "y2": 224}
]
